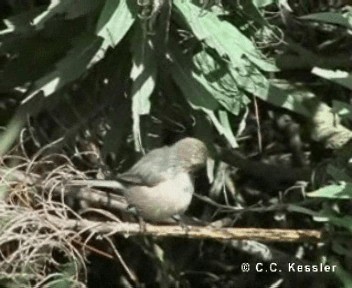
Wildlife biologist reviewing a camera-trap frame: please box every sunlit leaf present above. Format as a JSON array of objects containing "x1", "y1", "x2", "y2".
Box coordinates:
[
  {"x1": 0, "y1": 113, "x2": 26, "y2": 156},
  {"x1": 326, "y1": 164, "x2": 352, "y2": 182},
  {"x1": 93, "y1": 0, "x2": 136, "y2": 64},
  {"x1": 253, "y1": 0, "x2": 277, "y2": 7},
  {"x1": 312, "y1": 67, "x2": 352, "y2": 90},
  {"x1": 0, "y1": 35, "x2": 71, "y2": 90},
  {"x1": 22, "y1": 35, "x2": 102, "y2": 103},
  {"x1": 174, "y1": 0, "x2": 278, "y2": 72},
  {"x1": 170, "y1": 47, "x2": 219, "y2": 111},
  {"x1": 0, "y1": 7, "x2": 44, "y2": 35},
  {"x1": 130, "y1": 27, "x2": 157, "y2": 151},
  {"x1": 218, "y1": 110, "x2": 238, "y2": 147},
  {"x1": 331, "y1": 100, "x2": 352, "y2": 120},
  {"x1": 300, "y1": 12, "x2": 352, "y2": 29},
  {"x1": 307, "y1": 182, "x2": 352, "y2": 199},
  {"x1": 266, "y1": 80, "x2": 312, "y2": 116},
  {"x1": 237, "y1": 0, "x2": 270, "y2": 26},
  {"x1": 33, "y1": 0, "x2": 73, "y2": 29},
  {"x1": 193, "y1": 50, "x2": 249, "y2": 115}
]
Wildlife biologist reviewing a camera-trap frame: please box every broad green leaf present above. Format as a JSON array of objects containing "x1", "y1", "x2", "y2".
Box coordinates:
[
  {"x1": 0, "y1": 35, "x2": 70, "y2": 90},
  {"x1": 193, "y1": 50, "x2": 249, "y2": 115},
  {"x1": 253, "y1": 0, "x2": 277, "y2": 7},
  {"x1": 331, "y1": 100, "x2": 352, "y2": 120},
  {"x1": 320, "y1": 212, "x2": 352, "y2": 232},
  {"x1": 0, "y1": 7, "x2": 44, "y2": 35},
  {"x1": 332, "y1": 260, "x2": 352, "y2": 288},
  {"x1": 174, "y1": 0, "x2": 278, "y2": 72},
  {"x1": 170, "y1": 47, "x2": 241, "y2": 146},
  {"x1": 204, "y1": 110, "x2": 237, "y2": 148},
  {"x1": 192, "y1": 111, "x2": 216, "y2": 181},
  {"x1": 218, "y1": 110, "x2": 238, "y2": 148},
  {"x1": 0, "y1": 113, "x2": 26, "y2": 156},
  {"x1": 307, "y1": 182, "x2": 352, "y2": 199},
  {"x1": 130, "y1": 27, "x2": 157, "y2": 151},
  {"x1": 286, "y1": 204, "x2": 320, "y2": 217},
  {"x1": 237, "y1": 0, "x2": 270, "y2": 26},
  {"x1": 46, "y1": 262, "x2": 79, "y2": 288},
  {"x1": 22, "y1": 35, "x2": 102, "y2": 103},
  {"x1": 191, "y1": 49, "x2": 307, "y2": 118},
  {"x1": 33, "y1": 0, "x2": 73, "y2": 29},
  {"x1": 130, "y1": 33, "x2": 156, "y2": 116},
  {"x1": 170, "y1": 47, "x2": 219, "y2": 111},
  {"x1": 93, "y1": 0, "x2": 136, "y2": 64},
  {"x1": 300, "y1": 12, "x2": 352, "y2": 29},
  {"x1": 312, "y1": 67, "x2": 352, "y2": 90},
  {"x1": 288, "y1": 204, "x2": 352, "y2": 231},
  {"x1": 229, "y1": 58, "x2": 270, "y2": 101},
  {"x1": 332, "y1": 241, "x2": 352, "y2": 257},
  {"x1": 266, "y1": 80, "x2": 312, "y2": 116},
  {"x1": 326, "y1": 165, "x2": 352, "y2": 182}
]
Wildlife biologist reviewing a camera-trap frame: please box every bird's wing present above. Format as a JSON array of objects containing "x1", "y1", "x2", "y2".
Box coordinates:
[{"x1": 117, "y1": 147, "x2": 172, "y2": 187}]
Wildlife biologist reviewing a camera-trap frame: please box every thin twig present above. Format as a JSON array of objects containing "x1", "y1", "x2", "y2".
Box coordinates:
[{"x1": 47, "y1": 216, "x2": 322, "y2": 243}]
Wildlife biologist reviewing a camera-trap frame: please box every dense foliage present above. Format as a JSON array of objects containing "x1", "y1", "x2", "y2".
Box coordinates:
[{"x1": 1, "y1": 0, "x2": 352, "y2": 287}]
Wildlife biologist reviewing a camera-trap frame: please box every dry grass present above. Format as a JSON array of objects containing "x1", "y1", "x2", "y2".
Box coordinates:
[{"x1": 0, "y1": 143, "x2": 97, "y2": 287}]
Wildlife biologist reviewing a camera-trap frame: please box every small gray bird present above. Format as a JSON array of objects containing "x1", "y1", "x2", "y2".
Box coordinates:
[{"x1": 73, "y1": 138, "x2": 208, "y2": 222}]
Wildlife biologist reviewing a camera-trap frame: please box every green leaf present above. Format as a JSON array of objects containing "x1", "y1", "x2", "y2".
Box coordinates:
[
  {"x1": 169, "y1": 47, "x2": 219, "y2": 111},
  {"x1": 330, "y1": 258, "x2": 352, "y2": 288},
  {"x1": 312, "y1": 67, "x2": 352, "y2": 90},
  {"x1": 237, "y1": 0, "x2": 270, "y2": 26},
  {"x1": 130, "y1": 33, "x2": 156, "y2": 116},
  {"x1": 170, "y1": 47, "x2": 239, "y2": 147},
  {"x1": 326, "y1": 165, "x2": 352, "y2": 182},
  {"x1": 130, "y1": 27, "x2": 157, "y2": 151},
  {"x1": 46, "y1": 262, "x2": 79, "y2": 288},
  {"x1": 266, "y1": 80, "x2": 312, "y2": 116},
  {"x1": 193, "y1": 50, "x2": 249, "y2": 115},
  {"x1": 307, "y1": 182, "x2": 352, "y2": 199},
  {"x1": 253, "y1": 0, "x2": 277, "y2": 7},
  {"x1": 0, "y1": 35, "x2": 71, "y2": 90},
  {"x1": 289, "y1": 204, "x2": 352, "y2": 231},
  {"x1": 218, "y1": 110, "x2": 238, "y2": 148},
  {"x1": 229, "y1": 58, "x2": 270, "y2": 101},
  {"x1": 204, "y1": 110, "x2": 238, "y2": 148},
  {"x1": 300, "y1": 12, "x2": 352, "y2": 29},
  {"x1": 93, "y1": 0, "x2": 136, "y2": 64},
  {"x1": 0, "y1": 112, "x2": 26, "y2": 156},
  {"x1": 22, "y1": 34, "x2": 102, "y2": 103},
  {"x1": 321, "y1": 212, "x2": 352, "y2": 232},
  {"x1": 0, "y1": 7, "x2": 45, "y2": 35},
  {"x1": 174, "y1": 0, "x2": 278, "y2": 72},
  {"x1": 33, "y1": 0, "x2": 73, "y2": 30},
  {"x1": 331, "y1": 100, "x2": 352, "y2": 120},
  {"x1": 286, "y1": 204, "x2": 320, "y2": 217}
]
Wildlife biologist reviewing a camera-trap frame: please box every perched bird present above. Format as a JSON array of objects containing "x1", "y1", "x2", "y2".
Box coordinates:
[{"x1": 73, "y1": 138, "x2": 208, "y2": 222}]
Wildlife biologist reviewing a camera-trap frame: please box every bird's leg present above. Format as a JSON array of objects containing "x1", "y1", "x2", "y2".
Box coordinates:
[
  {"x1": 138, "y1": 215, "x2": 147, "y2": 233},
  {"x1": 172, "y1": 215, "x2": 190, "y2": 233},
  {"x1": 126, "y1": 205, "x2": 147, "y2": 233}
]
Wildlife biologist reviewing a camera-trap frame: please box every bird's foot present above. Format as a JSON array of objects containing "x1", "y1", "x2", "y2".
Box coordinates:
[
  {"x1": 126, "y1": 205, "x2": 147, "y2": 232},
  {"x1": 172, "y1": 215, "x2": 190, "y2": 233},
  {"x1": 138, "y1": 216, "x2": 147, "y2": 233}
]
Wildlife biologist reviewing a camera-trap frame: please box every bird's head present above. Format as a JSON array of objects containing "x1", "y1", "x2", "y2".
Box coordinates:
[{"x1": 173, "y1": 137, "x2": 208, "y2": 172}]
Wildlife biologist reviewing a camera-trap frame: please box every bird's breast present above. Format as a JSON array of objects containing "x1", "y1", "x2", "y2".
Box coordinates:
[{"x1": 125, "y1": 172, "x2": 194, "y2": 221}]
